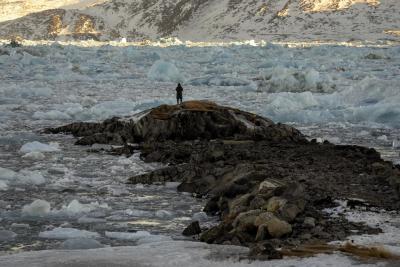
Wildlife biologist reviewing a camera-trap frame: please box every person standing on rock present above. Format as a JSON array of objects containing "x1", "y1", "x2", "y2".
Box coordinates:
[{"x1": 176, "y1": 83, "x2": 183, "y2": 105}]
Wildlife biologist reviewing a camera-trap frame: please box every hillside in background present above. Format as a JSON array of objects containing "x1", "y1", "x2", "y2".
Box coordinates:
[{"x1": 0, "y1": 0, "x2": 399, "y2": 42}]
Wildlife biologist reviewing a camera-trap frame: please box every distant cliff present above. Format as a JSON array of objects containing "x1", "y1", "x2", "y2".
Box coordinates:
[{"x1": 0, "y1": 0, "x2": 399, "y2": 42}]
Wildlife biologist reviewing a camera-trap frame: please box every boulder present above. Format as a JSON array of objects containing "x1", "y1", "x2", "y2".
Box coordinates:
[
  {"x1": 254, "y1": 212, "x2": 292, "y2": 238},
  {"x1": 182, "y1": 221, "x2": 202, "y2": 236},
  {"x1": 232, "y1": 209, "x2": 262, "y2": 233},
  {"x1": 263, "y1": 197, "x2": 287, "y2": 213}
]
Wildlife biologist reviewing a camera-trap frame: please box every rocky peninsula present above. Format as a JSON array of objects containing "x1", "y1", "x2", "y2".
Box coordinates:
[{"x1": 45, "y1": 100, "x2": 400, "y2": 259}]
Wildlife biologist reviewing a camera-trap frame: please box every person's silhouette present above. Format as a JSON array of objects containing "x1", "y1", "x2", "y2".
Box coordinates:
[{"x1": 176, "y1": 83, "x2": 183, "y2": 105}]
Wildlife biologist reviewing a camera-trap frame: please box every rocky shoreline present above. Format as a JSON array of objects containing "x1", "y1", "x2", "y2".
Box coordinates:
[{"x1": 45, "y1": 101, "x2": 400, "y2": 260}]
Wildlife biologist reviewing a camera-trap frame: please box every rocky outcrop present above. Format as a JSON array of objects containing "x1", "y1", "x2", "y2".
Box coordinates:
[
  {"x1": 45, "y1": 100, "x2": 400, "y2": 260},
  {"x1": 46, "y1": 100, "x2": 306, "y2": 144}
]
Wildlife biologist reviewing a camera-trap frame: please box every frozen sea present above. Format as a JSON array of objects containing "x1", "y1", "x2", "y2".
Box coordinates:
[{"x1": 0, "y1": 40, "x2": 400, "y2": 266}]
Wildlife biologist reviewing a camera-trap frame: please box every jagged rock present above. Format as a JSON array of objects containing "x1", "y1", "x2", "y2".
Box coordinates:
[
  {"x1": 182, "y1": 221, "x2": 201, "y2": 236},
  {"x1": 46, "y1": 101, "x2": 306, "y2": 145}
]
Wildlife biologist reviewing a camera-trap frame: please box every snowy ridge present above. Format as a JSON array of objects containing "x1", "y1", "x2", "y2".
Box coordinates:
[{"x1": 0, "y1": 0, "x2": 399, "y2": 42}]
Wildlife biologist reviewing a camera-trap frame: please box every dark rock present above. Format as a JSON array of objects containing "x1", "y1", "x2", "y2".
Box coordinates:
[
  {"x1": 248, "y1": 242, "x2": 283, "y2": 260},
  {"x1": 182, "y1": 221, "x2": 201, "y2": 236},
  {"x1": 44, "y1": 100, "x2": 400, "y2": 259}
]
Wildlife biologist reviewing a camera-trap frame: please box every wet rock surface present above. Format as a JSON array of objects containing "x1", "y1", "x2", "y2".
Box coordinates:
[{"x1": 46, "y1": 101, "x2": 400, "y2": 259}]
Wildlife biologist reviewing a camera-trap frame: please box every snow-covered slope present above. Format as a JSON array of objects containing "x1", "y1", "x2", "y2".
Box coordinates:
[{"x1": 0, "y1": 0, "x2": 399, "y2": 42}]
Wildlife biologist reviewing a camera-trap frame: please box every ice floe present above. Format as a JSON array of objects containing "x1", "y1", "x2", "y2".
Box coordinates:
[
  {"x1": 39, "y1": 227, "x2": 100, "y2": 240},
  {"x1": 22, "y1": 199, "x2": 51, "y2": 217},
  {"x1": 20, "y1": 141, "x2": 60, "y2": 153},
  {"x1": 147, "y1": 59, "x2": 184, "y2": 83}
]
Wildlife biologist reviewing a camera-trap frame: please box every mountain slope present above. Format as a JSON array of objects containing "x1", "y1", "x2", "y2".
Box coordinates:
[{"x1": 0, "y1": 0, "x2": 398, "y2": 42}]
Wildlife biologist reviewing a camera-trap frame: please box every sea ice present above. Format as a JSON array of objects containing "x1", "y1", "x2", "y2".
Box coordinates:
[
  {"x1": 147, "y1": 60, "x2": 184, "y2": 83},
  {"x1": 39, "y1": 228, "x2": 100, "y2": 240},
  {"x1": 0, "y1": 168, "x2": 45, "y2": 186},
  {"x1": 60, "y1": 199, "x2": 109, "y2": 216},
  {"x1": 105, "y1": 231, "x2": 171, "y2": 244},
  {"x1": 61, "y1": 238, "x2": 104, "y2": 250},
  {"x1": 0, "y1": 230, "x2": 17, "y2": 241},
  {"x1": 22, "y1": 199, "x2": 51, "y2": 217},
  {"x1": 33, "y1": 110, "x2": 72, "y2": 120},
  {"x1": 105, "y1": 231, "x2": 151, "y2": 241},
  {"x1": 0, "y1": 180, "x2": 8, "y2": 190},
  {"x1": 155, "y1": 210, "x2": 174, "y2": 219},
  {"x1": 20, "y1": 141, "x2": 60, "y2": 153},
  {"x1": 0, "y1": 241, "x2": 387, "y2": 267},
  {"x1": 21, "y1": 151, "x2": 46, "y2": 160},
  {"x1": 192, "y1": 212, "x2": 208, "y2": 222},
  {"x1": 377, "y1": 135, "x2": 388, "y2": 141},
  {"x1": 17, "y1": 170, "x2": 46, "y2": 185},
  {"x1": 135, "y1": 235, "x2": 172, "y2": 245},
  {"x1": 0, "y1": 167, "x2": 17, "y2": 181},
  {"x1": 393, "y1": 139, "x2": 400, "y2": 149}
]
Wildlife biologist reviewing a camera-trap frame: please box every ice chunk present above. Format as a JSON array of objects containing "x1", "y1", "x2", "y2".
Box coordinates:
[
  {"x1": 105, "y1": 231, "x2": 151, "y2": 241},
  {"x1": 0, "y1": 167, "x2": 17, "y2": 181},
  {"x1": 22, "y1": 199, "x2": 51, "y2": 216},
  {"x1": 33, "y1": 110, "x2": 71, "y2": 120},
  {"x1": 77, "y1": 216, "x2": 107, "y2": 224},
  {"x1": 18, "y1": 170, "x2": 45, "y2": 185},
  {"x1": 39, "y1": 228, "x2": 100, "y2": 240},
  {"x1": 136, "y1": 235, "x2": 172, "y2": 245},
  {"x1": 60, "y1": 200, "x2": 109, "y2": 216},
  {"x1": 125, "y1": 209, "x2": 153, "y2": 217},
  {"x1": 377, "y1": 135, "x2": 388, "y2": 141},
  {"x1": 188, "y1": 75, "x2": 251, "y2": 87},
  {"x1": 22, "y1": 151, "x2": 46, "y2": 160},
  {"x1": 0, "y1": 180, "x2": 8, "y2": 191},
  {"x1": 155, "y1": 210, "x2": 174, "y2": 219},
  {"x1": 357, "y1": 130, "x2": 369, "y2": 137},
  {"x1": 10, "y1": 223, "x2": 30, "y2": 230},
  {"x1": 61, "y1": 238, "x2": 104, "y2": 250},
  {"x1": 0, "y1": 168, "x2": 45, "y2": 186},
  {"x1": 192, "y1": 212, "x2": 208, "y2": 222},
  {"x1": 20, "y1": 141, "x2": 60, "y2": 153},
  {"x1": 105, "y1": 231, "x2": 171, "y2": 244},
  {"x1": 393, "y1": 139, "x2": 399, "y2": 149},
  {"x1": 147, "y1": 60, "x2": 184, "y2": 83},
  {"x1": 0, "y1": 230, "x2": 17, "y2": 241},
  {"x1": 259, "y1": 66, "x2": 332, "y2": 93}
]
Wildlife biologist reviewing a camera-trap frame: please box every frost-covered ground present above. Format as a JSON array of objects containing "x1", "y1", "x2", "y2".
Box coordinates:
[{"x1": 0, "y1": 40, "x2": 399, "y2": 265}]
